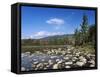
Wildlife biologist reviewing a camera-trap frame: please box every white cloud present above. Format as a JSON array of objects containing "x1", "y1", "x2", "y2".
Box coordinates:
[
  {"x1": 34, "y1": 31, "x2": 47, "y2": 37},
  {"x1": 46, "y1": 18, "x2": 64, "y2": 25},
  {"x1": 32, "y1": 31, "x2": 65, "y2": 39}
]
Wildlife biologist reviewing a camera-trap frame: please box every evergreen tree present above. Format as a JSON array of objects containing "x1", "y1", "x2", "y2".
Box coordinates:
[
  {"x1": 88, "y1": 25, "x2": 96, "y2": 45},
  {"x1": 80, "y1": 14, "x2": 89, "y2": 44},
  {"x1": 74, "y1": 14, "x2": 89, "y2": 46},
  {"x1": 74, "y1": 29, "x2": 80, "y2": 45}
]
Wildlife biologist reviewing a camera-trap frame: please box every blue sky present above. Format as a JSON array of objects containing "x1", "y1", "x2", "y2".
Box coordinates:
[{"x1": 21, "y1": 6, "x2": 95, "y2": 39}]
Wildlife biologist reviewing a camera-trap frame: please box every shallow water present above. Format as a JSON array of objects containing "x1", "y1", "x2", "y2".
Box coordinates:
[{"x1": 21, "y1": 53, "x2": 64, "y2": 71}]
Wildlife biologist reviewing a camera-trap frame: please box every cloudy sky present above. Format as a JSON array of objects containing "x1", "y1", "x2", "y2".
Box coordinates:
[{"x1": 21, "y1": 6, "x2": 95, "y2": 39}]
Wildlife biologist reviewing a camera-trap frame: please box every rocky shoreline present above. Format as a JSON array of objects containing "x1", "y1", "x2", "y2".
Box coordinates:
[{"x1": 21, "y1": 46, "x2": 95, "y2": 71}]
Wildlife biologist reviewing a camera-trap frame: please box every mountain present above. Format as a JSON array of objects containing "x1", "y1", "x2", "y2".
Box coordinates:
[
  {"x1": 39, "y1": 34, "x2": 74, "y2": 40},
  {"x1": 22, "y1": 34, "x2": 74, "y2": 45}
]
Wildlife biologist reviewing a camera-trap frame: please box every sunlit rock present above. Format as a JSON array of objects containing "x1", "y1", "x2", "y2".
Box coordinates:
[
  {"x1": 57, "y1": 60, "x2": 63, "y2": 64},
  {"x1": 89, "y1": 60, "x2": 95, "y2": 65},
  {"x1": 53, "y1": 64, "x2": 59, "y2": 69},
  {"x1": 48, "y1": 60, "x2": 53, "y2": 65},
  {"x1": 33, "y1": 61, "x2": 39, "y2": 64},
  {"x1": 36, "y1": 63, "x2": 43, "y2": 68},
  {"x1": 56, "y1": 59, "x2": 60, "y2": 62},
  {"x1": 79, "y1": 56, "x2": 87, "y2": 63},
  {"x1": 90, "y1": 64, "x2": 95, "y2": 67},
  {"x1": 65, "y1": 66, "x2": 71, "y2": 68},
  {"x1": 65, "y1": 61, "x2": 73, "y2": 65},
  {"x1": 64, "y1": 56, "x2": 69, "y2": 60},
  {"x1": 76, "y1": 61, "x2": 84, "y2": 66}
]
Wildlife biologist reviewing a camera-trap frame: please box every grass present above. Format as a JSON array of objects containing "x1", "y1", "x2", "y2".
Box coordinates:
[{"x1": 75, "y1": 45, "x2": 95, "y2": 54}]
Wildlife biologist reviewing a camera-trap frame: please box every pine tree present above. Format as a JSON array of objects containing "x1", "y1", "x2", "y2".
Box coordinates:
[
  {"x1": 74, "y1": 29, "x2": 80, "y2": 46},
  {"x1": 74, "y1": 14, "x2": 89, "y2": 46},
  {"x1": 80, "y1": 14, "x2": 89, "y2": 45}
]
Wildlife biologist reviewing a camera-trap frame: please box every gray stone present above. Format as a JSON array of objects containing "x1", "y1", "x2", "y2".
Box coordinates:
[
  {"x1": 90, "y1": 64, "x2": 95, "y2": 67},
  {"x1": 76, "y1": 61, "x2": 84, "y2": 66},
  {"x1": 65, "y1": 61, "x2": 73, "y2": 65},
  {"x1": 65, "y1": 66, "x2": 71, "y2": 68},
  {"x1": 79, "y1": 56, "x2": 87, "y2": 63},
  {"x1": 53, "y1": 64, "x2": 59, "y2": 69},
  {"x1": 21, "y1": 67, "x2": 26, "y2": 71}
]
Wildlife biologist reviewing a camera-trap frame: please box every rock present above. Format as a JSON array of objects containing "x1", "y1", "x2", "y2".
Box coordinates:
[
  {"x1": 68, "y1": 48, "x2": 71, "y2": 51},
  {"x1": 58, "y1": 48, "x2": 62, "y2": 51},
  {"x1": 46, "y1": 65, "x2": 50, "y2": 68},
  {"x1": 41, "y1": 59, "x2": 45, "y2": 61},
  {"x1": 44, "y1": 62, "x2": 48, "y2": 65},
  {"x1": 64, "y1": 56, "x2": 69, "y2": 60},
  {"x1": 62, "y1": 52, "x2": 66, "y2": 55},
  {"x1": 22, "y1": 52, "x2": 31, "y2": 57},
  {"x1": 65, "y1": 61, "x2": 73, "y2": 65},
  {"x1": 87, "y1": 54, "x2": 91, "y2": 58},
  {"x1": 75, "y1": 52, "x2": 80, "y2": 56},
  {"x1": 30, "y1": 54, "x2": 34, "y2": 58},
  {"x1": 67, "y1": 51, "x2": 71, "y2": 54},
  {"x1": 21, "y1": 53, "x2": 25, "y2": 57},
  {"x1": 32, "y1": 64, "x2": 36, "y2": 68},
  {"x1": 48, "y1": 60, "x2": 53, "y2": 65},
  {"x1": 53, "y1": 64, "x2": 59, "y2": 69},
  {"x1": 57, "y1": 60, "x2": 63, "y2": 64},
  {"x1": 36, "y1": 63, "x2": 43, "y2": 68},
  {"x1": 79, "y1": 56, "x2": 87, "y2": 63},
  {"x1": 76, "y1": 61, "x2": 84, "y2": 66},
  {"x1": 44, "y1": 67, "x2": 47, "y2": 70},
  {"x1": 72, "y1": 57, "x2": 78, "y2": 61},
  {"x1": 65, "y1": 66, "x2": 71, "y2": 68},
  {"x1": 91, "y1": 54, "x2": 95, "y2": 57},
  {"x1": 33, "y1": 61, "x2": 38, "y2": 64},
  {"x1": 50, "y1": 56, "x2": 57, "y2": 59},
  {"x1": 89, "y1": 60, "x2": 95, "y2": 65},
  {"x1": 33, "y1": 59, "x2": 37, "y2": 61},
  {"x1": 56, "y1": 59, "x2": 60, "y2": 62},
  {"x1": 68, "y1": 54, "x2": 73, "y2": 57},
  {"x1": 47, "y1": 51, "x2": 51, "y2": 55},
  {"x1": 25, "y1": 52, "x2": 31, "y2": 56},
  {"x1": 51, "y1": 49, "x2": 55, "y2": 53},
  {"x1": 90, "y1": 64, "x2": 95, "y2": 67},
  {"x1": 21, "y1": 67, "x2": 26, "y2": 71}
]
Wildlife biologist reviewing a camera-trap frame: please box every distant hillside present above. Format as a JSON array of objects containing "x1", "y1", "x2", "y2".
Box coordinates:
[
  {"x1": 21, "y1": 34, "x2": 74, "y2": 45},
  {"x1": 39, "y1": 34, "x2": 74, "y2": 40}
]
